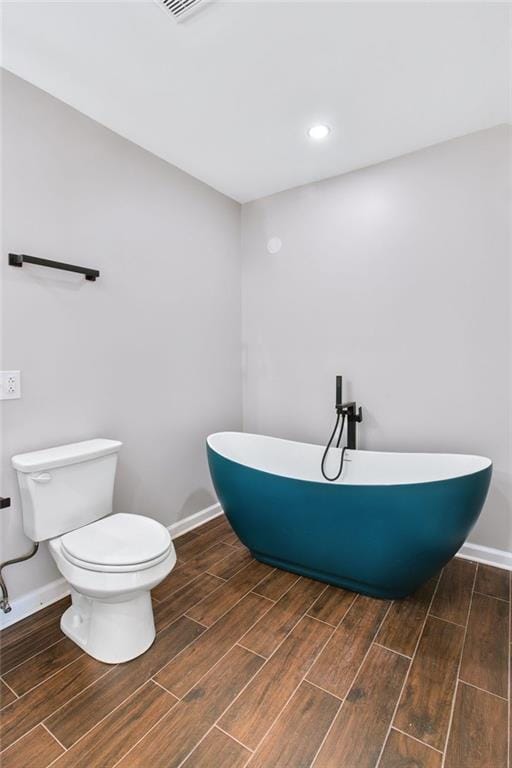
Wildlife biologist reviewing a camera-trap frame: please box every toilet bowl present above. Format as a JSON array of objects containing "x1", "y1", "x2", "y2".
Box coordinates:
[
  {"x1": 49, "y1": 513, "x2": 176, "y2": 663},
  {"x1": 12, "y1": 439, "x2": 176, "y2": 664}
]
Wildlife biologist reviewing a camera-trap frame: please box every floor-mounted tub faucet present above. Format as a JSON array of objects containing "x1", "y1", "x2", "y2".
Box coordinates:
[
  {"x1": 335, "y1": 375, "x2": 363, "y2": 451},
  {"x1": 321, "y1": 375, "x2": 363, "y2": 481}
]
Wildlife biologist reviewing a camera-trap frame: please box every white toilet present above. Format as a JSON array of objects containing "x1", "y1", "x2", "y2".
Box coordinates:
[{"x1": 12, "y1": 439, "x2": 176, "y2": 664}]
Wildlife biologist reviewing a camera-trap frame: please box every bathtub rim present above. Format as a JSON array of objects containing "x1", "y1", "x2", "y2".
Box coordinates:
[{"x1": 206, "y1": 431, "x2": 492, "y2": 487}]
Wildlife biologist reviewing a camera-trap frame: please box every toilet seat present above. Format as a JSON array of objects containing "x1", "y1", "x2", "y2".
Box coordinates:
[{"x1": 60, "y1": 513, "x2": 172, "y2": 573}]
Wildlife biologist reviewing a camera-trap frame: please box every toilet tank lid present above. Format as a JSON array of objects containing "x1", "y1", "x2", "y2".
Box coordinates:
[{"x1": 12, "y1": 439, "x2": 122, "y2": 473}]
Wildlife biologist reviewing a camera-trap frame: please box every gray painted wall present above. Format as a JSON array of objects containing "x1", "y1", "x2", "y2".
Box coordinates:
[
  {"x1": 241, "y1": 126, "x2": 512, "y2": 552},
  {"x1": 1, "y1": 71, "x2": 242, "y2": 601},
  {"x1": 2, "y1": 71, "x2": 510, "y2": 611}
]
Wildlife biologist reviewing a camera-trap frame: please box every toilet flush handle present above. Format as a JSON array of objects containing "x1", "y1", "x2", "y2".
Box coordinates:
[{"x1": 30, "y1": 473, "x2": 52, "y2": 483}]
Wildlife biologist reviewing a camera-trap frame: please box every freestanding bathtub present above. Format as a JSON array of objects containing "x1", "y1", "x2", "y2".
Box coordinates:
[{"x1": 207, "y1": 432, "x2": 492, "y2": 599}]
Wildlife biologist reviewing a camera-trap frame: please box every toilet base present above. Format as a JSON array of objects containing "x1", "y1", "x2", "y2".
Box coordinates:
[{"x1": 61, "y1": 588, "x2": 156, "y2": 664}]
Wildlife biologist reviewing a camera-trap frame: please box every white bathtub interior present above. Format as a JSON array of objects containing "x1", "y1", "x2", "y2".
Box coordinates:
[{"x1": 207, "y1": 432, "x2": 492, "y2": 486}]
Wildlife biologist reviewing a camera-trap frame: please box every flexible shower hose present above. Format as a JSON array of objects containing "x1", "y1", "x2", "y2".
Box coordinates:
[{"x1": 321, "y1": 412, "x2": 349, "y2": 482}]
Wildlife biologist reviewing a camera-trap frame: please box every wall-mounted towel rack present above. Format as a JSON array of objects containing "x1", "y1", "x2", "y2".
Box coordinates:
[{"x1": 9, "y1": 253, "x2": 100, "y2": 281}]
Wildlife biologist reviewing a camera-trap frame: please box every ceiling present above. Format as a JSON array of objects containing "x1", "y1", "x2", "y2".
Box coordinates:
[{"x1": 2, "y1": 1, "x2": 511, "y2": 203}]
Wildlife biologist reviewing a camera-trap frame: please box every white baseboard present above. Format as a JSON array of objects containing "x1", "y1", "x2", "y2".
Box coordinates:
[
  {"x1": 168, "y1": 503, "x2": 223, "y2": 539},
  {"x1": 457, "y1": 541, "x2": 512, "y2": 571},
  {"x1": 0, "y1": 577, "x2": 70, "y2": 630},
  {"x1": 0, "y1": 503, "x2": 223, "y2": 630}
]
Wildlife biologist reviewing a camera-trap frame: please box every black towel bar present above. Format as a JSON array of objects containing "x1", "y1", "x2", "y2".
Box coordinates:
[{"x1": 9, "y1": 253, "x2": 100, "y2": 281}]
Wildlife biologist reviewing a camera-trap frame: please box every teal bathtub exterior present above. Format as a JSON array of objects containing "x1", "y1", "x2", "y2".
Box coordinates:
[{"x1": 207, "y1": 435, "x2": 492, "y2": 599}]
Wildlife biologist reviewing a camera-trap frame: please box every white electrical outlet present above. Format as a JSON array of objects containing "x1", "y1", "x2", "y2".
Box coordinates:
[{"x1": 0, "y1": 371, "x2": 21, "y2": 400}]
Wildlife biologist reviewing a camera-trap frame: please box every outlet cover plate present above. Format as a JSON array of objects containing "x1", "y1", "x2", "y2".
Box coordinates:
[{"x1": 0, "y1": 371, "x2": 21, "y2": 400}]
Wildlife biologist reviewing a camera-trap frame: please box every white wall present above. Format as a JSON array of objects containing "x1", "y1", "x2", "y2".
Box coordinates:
[
  {"x1": 241, "y1": 126, "x2": 512, "y2": 552},
  {"x1": 1, "y1": 71, "x2": 242, "y2": 602}
]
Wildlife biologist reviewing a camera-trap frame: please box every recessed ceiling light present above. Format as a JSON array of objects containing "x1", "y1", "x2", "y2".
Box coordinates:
[{"x1": 307, "y1": 124, "x2": 331, "y2": 140}]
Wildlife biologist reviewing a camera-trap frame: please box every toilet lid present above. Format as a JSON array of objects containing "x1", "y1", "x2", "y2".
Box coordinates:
[{"x1": 61, "y1": 513, "x2": 172, "y2": 568}]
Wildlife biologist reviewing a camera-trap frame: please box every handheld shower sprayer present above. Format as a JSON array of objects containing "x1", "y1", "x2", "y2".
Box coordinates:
[
  {"x1": 336, "y1": 375, "x2": 343, "y2": 412},
  {"x1": 321, "y1": 375, "x2": 363, "y2": 482}
]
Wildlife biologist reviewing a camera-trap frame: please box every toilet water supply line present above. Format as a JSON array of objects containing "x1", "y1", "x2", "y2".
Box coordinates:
[{"x1": 0, "y1": 543, "x2": 39, "y2": 614}]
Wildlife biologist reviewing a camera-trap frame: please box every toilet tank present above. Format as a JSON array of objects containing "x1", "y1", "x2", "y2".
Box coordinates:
[{"x1": 12, "y1": 439, "x2": 122, "y2": 542}]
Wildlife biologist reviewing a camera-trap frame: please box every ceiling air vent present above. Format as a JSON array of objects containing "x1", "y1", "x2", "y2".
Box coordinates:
[{"x1": 155, "y1": 0, "x2": 211, "y2": 22}]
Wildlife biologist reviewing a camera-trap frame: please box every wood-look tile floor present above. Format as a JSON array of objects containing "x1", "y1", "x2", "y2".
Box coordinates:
[{"x1": 0, "y1": 514, "x2": 510, "y2": 768}]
